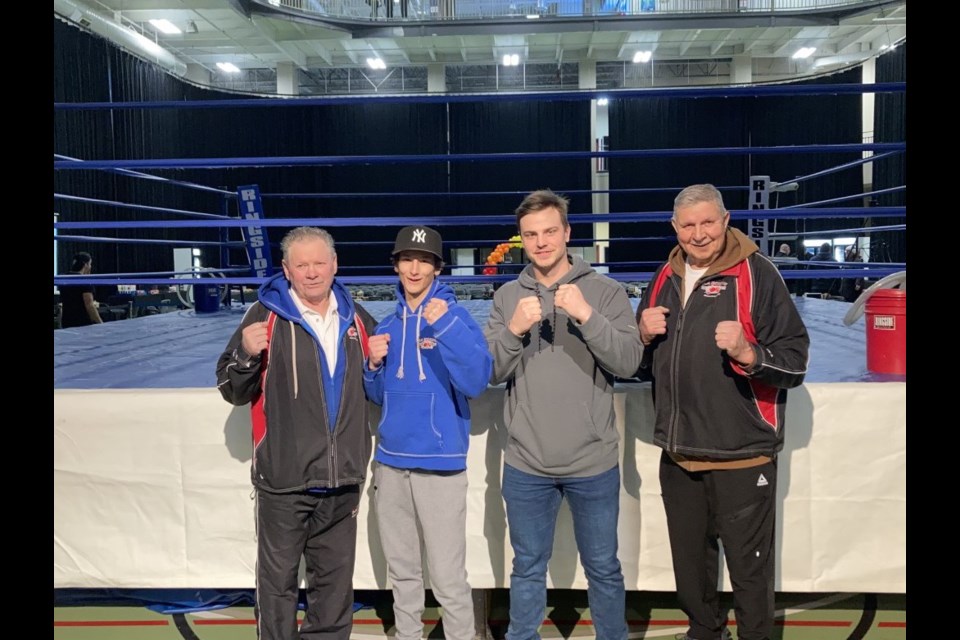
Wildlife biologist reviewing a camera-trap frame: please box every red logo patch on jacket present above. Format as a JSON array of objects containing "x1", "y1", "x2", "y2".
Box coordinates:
[
  {"x1": 701, "y1": 281, "x2": 728, "y2": 298},
  {"x1": 347, "y1": 326, "x2": 359, "y2": 340},
  {"x1": 418, "y1": 337, "x2": 437, "y2": 350}
]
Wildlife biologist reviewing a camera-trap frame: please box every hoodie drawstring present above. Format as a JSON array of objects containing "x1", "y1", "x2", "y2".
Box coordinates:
[
  {"x1": 415, "y1": 306, "x2": 426, "y2": 382},
  {"x1": 535, "y1": 284, "x2": 543, "y2": 353},
  {"x1": 534, "y1": 284, "x2": 557, "y2": 353},
  {"x1": 552, "y1": 300, "x2": 556, "y2": 351},
  {"x1": 395, "y1": 303, "x2": 427, "y2": 382},
  {"x1": 397, "y1": 307, "x2": 408, "y2": 380}
]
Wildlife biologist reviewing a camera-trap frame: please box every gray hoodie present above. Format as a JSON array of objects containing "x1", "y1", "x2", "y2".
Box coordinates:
[{"x1": 485, "y1": 255, "x2": 643, "y2": 477}]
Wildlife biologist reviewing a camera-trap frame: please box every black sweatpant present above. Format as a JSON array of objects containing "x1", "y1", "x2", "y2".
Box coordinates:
[
  {"x1": 255, "y1": 486, "x2": 361, "y2": 640},
  {"x1": 659, "y1": 452, "x2": 778, "y2": 640}
]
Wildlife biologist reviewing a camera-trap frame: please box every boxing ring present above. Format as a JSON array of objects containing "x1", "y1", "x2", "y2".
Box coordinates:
[
  {"x1": 54, "y1": 295, "x2": 905, "y2": 595},
  {"x1": 54, "y1": 61, "x2": 906, "y2": 599}
]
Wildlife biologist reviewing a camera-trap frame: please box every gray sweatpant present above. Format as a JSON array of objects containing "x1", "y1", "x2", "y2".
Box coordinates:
[{"x1": 373, "y1": 462, "x2": 475, "y2": 640}]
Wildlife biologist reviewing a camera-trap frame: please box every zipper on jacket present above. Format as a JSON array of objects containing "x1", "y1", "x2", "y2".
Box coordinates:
[
  {"x1": 307, "y1": 336, "x2": 335, "y2": 488},
  {"x1": 327, "y1": 322, "x2": 365, "y2": 489},
  {"x1": 667, "y1": 272, "x2": 726, "y2": 451},
  {"x1": 253, "y1": 309, "x2": 276, "y2": 475},
  {"x1": 667, "y1": 275, "x2": 684, "y2": 451},
  {"x1": 329, "y1": 328, "x2": 358, "y2": 489},
  {"x1": 328, "y1": 430, "x2": 338, "y2": 488}
]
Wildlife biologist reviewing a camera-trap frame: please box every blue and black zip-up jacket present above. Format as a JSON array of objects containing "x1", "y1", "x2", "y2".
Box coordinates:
[
  {"x1": 216, "y1": 273, "x2": 376, "y2": 493},
  {"x1": 363, "y1": 280, "x2": 493, "y2": 472}
]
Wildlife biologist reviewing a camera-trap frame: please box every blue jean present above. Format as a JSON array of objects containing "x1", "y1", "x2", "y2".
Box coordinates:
[{"x1": 501, "y1": 464, "x2": 627, "y2": 640}]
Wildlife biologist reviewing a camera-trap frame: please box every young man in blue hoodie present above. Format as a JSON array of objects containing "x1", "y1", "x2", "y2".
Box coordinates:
[
  {"x1": 363, "y1": 225, "x2": 492, "y2": 640},
  {"x1": 216, "y1": 227, "x2": 376, "y2": 640}
]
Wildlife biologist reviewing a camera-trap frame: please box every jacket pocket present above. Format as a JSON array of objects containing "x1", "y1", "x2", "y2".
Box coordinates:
[{"x1": 377, "y1": 391, "x2": 442, "y2": 456}]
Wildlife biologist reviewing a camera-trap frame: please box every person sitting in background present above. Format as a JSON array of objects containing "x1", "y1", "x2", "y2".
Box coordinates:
[
  {"x1": 840, "y1": 245, "x2": 865, "y2": 303},
  {"x1": 812, "y1": 242, "x2": 835, "y2": 262},
  {"x1": 776, "y1": 243, "x2": 799, "y2": 295},
  {"x1": 808, "y1": 242, "x2": 838, "y2": 298},
  {"x1": 59, "y1": 252, "x2": 104, "y2": 328}
]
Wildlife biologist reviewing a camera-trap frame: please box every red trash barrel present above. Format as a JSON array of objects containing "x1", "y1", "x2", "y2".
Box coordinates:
[{"x1": 865, "y1": 289, "x2": 906, "y2": 375}]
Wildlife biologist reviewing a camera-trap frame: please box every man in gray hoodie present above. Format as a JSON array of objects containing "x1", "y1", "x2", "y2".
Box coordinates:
[{"x1": 485, "y1": 189, "x2": 643, "y2": 640}]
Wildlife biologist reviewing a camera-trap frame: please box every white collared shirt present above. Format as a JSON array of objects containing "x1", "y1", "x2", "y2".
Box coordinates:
[{"x1": 290, "y1": 289, "x2": 340, "y2": 377}]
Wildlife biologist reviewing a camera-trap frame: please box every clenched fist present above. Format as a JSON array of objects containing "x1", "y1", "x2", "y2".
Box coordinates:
[
  {"x1": 639, "y1": 306, "x2": 670, "y2": 346},
  {"x1": 241, "y1": 321, "x2": 270, "y2": 356},
  {"x1": 423, "y1": 298, "x2": 449, "y2": 325},
  {"x1": 715, "y1": 320, "x2": 755, "y2": 366},
  {"x1": 367, "y1": 333, "x2": 391, "y2": 370},
  {"x1": 554, "y1": 284, "x2": 592, "y2": 324},
  {"x1": 508, "y1": 296, "x2": 542, "y2": 337}
]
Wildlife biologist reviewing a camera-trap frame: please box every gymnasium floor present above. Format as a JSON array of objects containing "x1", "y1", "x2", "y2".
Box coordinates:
[{"x1": 54, "y1": 590, "x2": 907, "y2": 639}]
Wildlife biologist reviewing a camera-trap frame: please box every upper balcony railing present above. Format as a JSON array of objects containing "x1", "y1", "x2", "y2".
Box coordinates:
[{"x1": 261, "y1": 0, "x2": 880, "y2": 22}]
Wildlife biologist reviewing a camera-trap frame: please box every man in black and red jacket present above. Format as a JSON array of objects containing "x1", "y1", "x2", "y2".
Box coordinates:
[
  {"x1": 217, "y1": 226, "x2": 376, "y2": 640},
  {"x1": 637, "y1": 184, "x2": 810, "y2": 640}
]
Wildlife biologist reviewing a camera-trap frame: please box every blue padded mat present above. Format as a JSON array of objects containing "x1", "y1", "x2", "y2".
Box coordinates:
[{"x1": 54, "y1": 296, "x2": 899, "y2": 389}]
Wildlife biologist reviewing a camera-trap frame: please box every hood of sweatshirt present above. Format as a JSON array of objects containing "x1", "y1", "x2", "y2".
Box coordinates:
[
  {"x1": 390, "y1": 278, "x2": 458, "y2": 382},
  {"x1": 256, "y1": 271, "x2": 357, "y2": 327},
  {"x1": 666, "y1": 226, "x2": 759, "y2": 279},
  {"x1": 511, "y1": 255, "x2": 598, "y2": 355},
  {"x1": 255, "y1": 271, "x2": 358, "y2": 400},
  {"x1": 393, "y1": 278, "x2": 457, "y2": 317},
  {"x1": 515, "y1": 254, "x2": 595, "y2": 294}
]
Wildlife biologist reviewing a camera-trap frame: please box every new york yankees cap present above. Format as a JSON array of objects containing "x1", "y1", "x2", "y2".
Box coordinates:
[{"x1": 392, "y1": 226, "x2": 443, "y2": 262}]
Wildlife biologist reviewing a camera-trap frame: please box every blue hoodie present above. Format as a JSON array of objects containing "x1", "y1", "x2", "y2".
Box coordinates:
[
  {"x1": 363, "y1": 279, "x2": 492, "y2": 471},
  {"x1": 258, "y1": 271, "x2": 360, "y2": 431}
]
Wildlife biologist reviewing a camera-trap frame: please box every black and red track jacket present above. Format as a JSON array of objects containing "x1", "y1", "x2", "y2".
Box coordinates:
[
  {"x1": 216, "y1": 275, "x2": 376, "y2": 493},
  {"x1": 636, "y1": 228, "x2": 810, "y2": 460}
]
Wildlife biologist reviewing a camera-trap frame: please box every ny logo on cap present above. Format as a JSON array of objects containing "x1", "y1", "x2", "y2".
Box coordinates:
[{"x1": 412, "y1": 229, "x2": 427, "y2": 243}]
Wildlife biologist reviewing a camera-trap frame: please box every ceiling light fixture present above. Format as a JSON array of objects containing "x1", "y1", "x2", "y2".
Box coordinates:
[
  {"x1": 216, "y1": 62, "x2": 241, "y2": 73},
  {"x1": 597, "y1": 98, "x2": 609, "y2": 106},
  {"x1": 149, "y1": 19, "x2": 181, "y2": 34},
  {"x1": 366, "y1": 57, "x2": 386, "y2": 70},
  {"x1": 502, "y1": 54, "x2": 520, "y2": 66},
  {"x1": 633, "y1": 50, "x2": 652, "y2": 63},
  {"x1": 792, "y1": 47, "x2": 816, "y2": 59}
]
